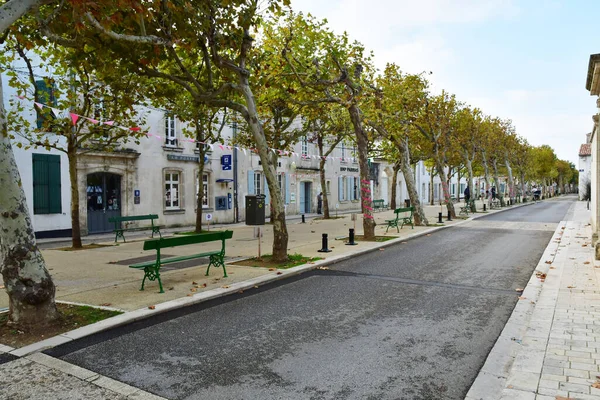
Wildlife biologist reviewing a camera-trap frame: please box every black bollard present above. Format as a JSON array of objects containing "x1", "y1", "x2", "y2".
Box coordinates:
[
  {"x1": 318, "y1": 233, "x2": 332, "y2": 252},
  {"x1": 346, "y1": 228, "x2": 357, "y2": 245},
  {"x1": 438, "y1": 212, "x2": 443, "y2": 223},
  {"x1": 483, "y1": 204, "x2": 486, "y2": 211},
  {"x1": 301, "y1": 214, "x2": 305, "y2": 223},
  {"x1": 447, "y1": 211, "x2": 452, "y2": 221}
]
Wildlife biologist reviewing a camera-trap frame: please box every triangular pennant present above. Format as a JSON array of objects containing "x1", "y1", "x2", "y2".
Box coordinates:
[
  {"x1": 129, "y1": 127, "x2": 141, "y2": 132},
  {"x1": 70, "y1": 113, "x2": 79, "y2": 126},
  {"x1": 86, "y1": 117, "x2": 99, "y2": 124},
  {"x1": 34, "y1": 102, "x2": 44, "y2": 110},
  {"x1": 17, "y1": 95, "x2": 26, "y2": 100},
  {"x1": 104, "y1": 121, "x2": 115, "y2": 126},
  {"x1": 50, "y1": 108, "x2": 62, "y2": 118}
]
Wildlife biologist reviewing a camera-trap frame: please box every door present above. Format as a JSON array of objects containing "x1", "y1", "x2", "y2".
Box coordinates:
[
  {"x1": 303, "y1": 182, "x2": 312, "y2": 214},
  {"x1": 87, "y1": 173, "x2": 121, "y2": 233}
]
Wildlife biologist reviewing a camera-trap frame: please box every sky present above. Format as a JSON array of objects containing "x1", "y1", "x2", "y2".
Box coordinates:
[{"x1": 290, "y1": 0, "x2": 598, "y2": 165}]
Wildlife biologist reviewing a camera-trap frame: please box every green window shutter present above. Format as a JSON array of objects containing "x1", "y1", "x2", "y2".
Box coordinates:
[
  {"x1": 48, "y1": 155, "x2": 61, "y2": 213},
  {"x1": 35, "y1": 79, "x2": 56, "y2": 129},
  {"x1": 32, "y1": 154, "x2": 61, "y2": 214}
]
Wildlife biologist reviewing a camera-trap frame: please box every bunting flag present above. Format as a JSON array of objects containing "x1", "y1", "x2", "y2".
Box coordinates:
[
  {"x1": 86, "y1": 117, "x2": 99, "y2": 124},
  {"x1": 104, "y1": 121, "x2": 115, "y2": 126},
  {"x1": 51, "y1": 108, "x2": 62, "y2": 118},
  {"x1": 34, "y1": 102, "x2": 44, "y2": 110},
  {"x1": 69, "y1": 113, "x2": 79, "y2": 126}
]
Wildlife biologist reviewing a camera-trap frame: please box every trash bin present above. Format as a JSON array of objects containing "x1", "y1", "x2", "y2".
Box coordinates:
[
  {"x1": 404, "y1": 199, "x2": 410, "y2": 208},
  {"x1": 245, "y1": 194, "x2": 265, "y2": 225}
]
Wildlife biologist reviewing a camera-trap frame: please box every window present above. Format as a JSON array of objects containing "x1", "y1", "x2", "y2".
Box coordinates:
[
  {"x1": 196, "y1": 173, "x2": 210, "y2": 208},
  {"x1": 340, "y1": 143, "x2": 346, "y2": 161},
  {"x1": 326, "y1": 180, "x2": 331, "y2": 194},
  {"x1": 352, "y1": 145, "x2": 357, "y2": 163},
  {"x1": 352, "y1": 178, "x2": 359, "y2": 200},
  {"x1": 35, "y1": 79, "x2": 56, "y2": 130},
  {"x1": 165, "y1": 172, "x2": 180, "y2": 209},
  {"x1": 301, "y1": 136, "x2": 308, "y2": 156},
  {"x1": 32, "y1": 154, "x2": 61, "y2": 214},
  {"x1": 254, "y1": 172, "x2": 262, "y2": 195},
  {"x1": 278, "y1": 173, "x2": 285, "y2": 197},
  {"x1": 165, "y1": 114, "x2": 177, "y2": 146}
]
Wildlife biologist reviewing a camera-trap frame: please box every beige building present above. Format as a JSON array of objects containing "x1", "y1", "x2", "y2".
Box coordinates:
[{"x1": 585, "y1": 53, "x2": 600, "y2": 255}]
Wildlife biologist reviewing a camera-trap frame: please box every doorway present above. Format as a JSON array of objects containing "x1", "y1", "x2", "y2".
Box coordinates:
[
  {"x1": 87, "y1": 173, "x2": 121, "y2": 233},
  {"x1": 299, "y1": 181, "x2": 312, "y2": 214}
]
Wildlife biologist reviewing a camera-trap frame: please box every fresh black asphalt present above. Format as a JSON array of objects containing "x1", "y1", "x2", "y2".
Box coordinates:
[{"x1": 47, "y1": 198, "x2": 573, "y2": 400}]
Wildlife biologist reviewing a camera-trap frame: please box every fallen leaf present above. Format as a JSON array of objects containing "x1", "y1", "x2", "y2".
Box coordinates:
[
  {"x1": 317, "y1": 266, "x2": 329, "y2": 270},
  {"x1": 379, "y1": 248, "x2": 385, "y2": 251},
  {"x1": 545, "y1": 261, "x2": 552, "y2": 264},
  {"x1": 100, "y1": 303, "x2": 112, "y2": 306},
  {"x1": 426, "y1": 234, "x2": 431, "y2": 237},
  {"x1": 190, "y1": 288, "x2": 197, "y2": 292},
  {"x1": 567, "y1": 285, "x2": 575, "y2": 289},
  {"x1": 215, "y1": 277, "x2": 221, "y2": 281},
  {"x1": 550, "y1": 267, "x2": 556, "y2": 269},
  {"x1": 187, "y1": 294, "x2": 193, "y2": 297},
  {"x1": 148, "y1": 305, "x2": 156, "y2": 310},
  {"x1": 108, "y1": 261, "x2": 118, "y2": 264},
  {"x1": 583, "y1": 244, "x2": 588, "y2": 247},
  {"x1": 518, "y1": 296, "x2": 526, "y2": 300},
  {"x1": 202, "y1": 283, "x2": 207, "y2": 287},
  {"x1": 592, "y1": 382, "x2": 600, "y2": 389},
  {"x1": 222, "y1": 285, "x2": 230, "y2": 289},
  {"x1": 253, "y1": 285, "x2": 259, "y2": 289},
  {"x1": 192, "y1": 281, "x2": 197, "y2": 285},
  {"x1": 515, "y1": 288, "x2": 524, "y2": 292},
  {"x1": 556, "y1": 396, "x2": 569, "y2": 400},
  {"x1": 168, "y1": 287, "x2": 174, "y2": 291},
  {"x1": 276, "y1": 271, "x2": 283, "y2": 275},
  {"x1": 584, "y1": 261, "x2": 591, "y2": 265},
  {"x1": 269, "y1": 268, "x2": 276, "y2": 271},
  {"x1": 238, "y1": 290, "x2": 244, "y2": 294}
]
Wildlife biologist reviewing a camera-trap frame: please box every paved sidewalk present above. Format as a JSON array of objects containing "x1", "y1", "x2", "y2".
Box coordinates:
[{"x1": 467, "y1": 199, "x2": 600, "y2": 400}]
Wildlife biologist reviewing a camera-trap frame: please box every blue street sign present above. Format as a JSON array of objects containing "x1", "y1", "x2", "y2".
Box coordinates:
[{"x1": 221, "y1": 154, "x2": 232, "y2": 170}]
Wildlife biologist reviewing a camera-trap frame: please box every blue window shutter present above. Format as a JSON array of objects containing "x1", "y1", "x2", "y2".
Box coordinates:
[
  {"x1": 285, "y1": 174, "x2": 290, "y2": 204},
  {"x1": 32, "y1": 154, "x2": 61, "y2": 214},
  {"x1": 347, "y1": 177, "x2": 353, "y2": 201},
  {"x1": 264, "y1": 175, "x2": 270, "y2": 205},
  {"x1": 338, "y1": 176, "x2": 343, "y2": 201},
  {"x1": 248, "y1": 170, "x2": 255, "y2": 195}
]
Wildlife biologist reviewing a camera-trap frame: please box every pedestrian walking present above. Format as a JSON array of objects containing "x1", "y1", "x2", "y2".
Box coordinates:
[
  {"x1": 464, "y1": 186, "x2": 470, "y2": 204},
  {"x1": 491, "y1": 186, "x2": 496, "y2": 200},
  {"x1": 317, "y1": 192, "x2": 323, "y2": 214}
]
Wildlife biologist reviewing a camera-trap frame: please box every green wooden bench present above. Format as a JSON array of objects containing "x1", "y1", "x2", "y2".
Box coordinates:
[
  {"x1": 129, "y1": 230, "x2": 234, "y2": 293},
  {"x1": 385, "y1": 206, "x2": 414, "y2": 233},
  {"x1": 459, "y1": 200, "x2": 476, "y2": 216},
  {"x1": 108, "y1": 214, "x2": 161, "y2": 243},
  {"x1": 373, "y1": 199, "x2": 386, "y2": 212}
]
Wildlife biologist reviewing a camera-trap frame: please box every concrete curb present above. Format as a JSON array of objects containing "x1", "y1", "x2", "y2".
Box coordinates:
[
  {"x1": 5, "y1": 202, "x2": 532, "y2": 357},
  {"x1": 465, "y1": 217, "x2": 567, "y2": 400}
]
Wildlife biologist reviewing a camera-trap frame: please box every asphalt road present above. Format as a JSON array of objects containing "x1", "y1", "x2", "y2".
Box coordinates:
[{"x1": 48, "y1": 198, "x2": 574, "y2": 400}]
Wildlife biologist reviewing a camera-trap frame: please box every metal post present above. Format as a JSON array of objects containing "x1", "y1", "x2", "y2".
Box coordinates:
[
  {"x1": 233, "y1": 122, "x2": 239, "y2": 223},
  {"x1": 438, "y1": 212, "x2": 443, "y2": 223},
  {"x1": 346, "y1": 228, "x2": 357, "y2": 245},
  {"x1": 483, "y1": 204, "x2": 486, "y2": 211},
  {"x1": 318, "y1": 233, "x2": 332, "y2": 252},
  {"x1": 447, "y1": 211, "x2": 452, "y2": 221},
  {"x1": 301, "y1": 214, "x2": 305, "y2": 223}
]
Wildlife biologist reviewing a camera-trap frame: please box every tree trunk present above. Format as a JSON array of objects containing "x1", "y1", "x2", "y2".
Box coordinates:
[
  {"x1": 481, "y1": 150, "x2": 491, "y2": 194},
  {"x1": 67, "y1": 147, "x2": 82, "y2": 248},
  {"x1": 434, "y1": 156, "x2": 455, "y2": 218},
  {"x1": 239, "y1": 84, "x2": 288, "y2": 262},
  {"x1": 317, "y1": 136, "x2": 330, "y2": 219},
  {"x1": 466, "y1": 158, "x2": 475, "y2": 212},
  {"x1": 504, "y1": 157, "x2": 515, "y2": 203},
  {"x1": 195, "y1": 125, "x2": 206, "y2": 233},
  {"x1": 0, "y1": 77, "x2": 58, "y2": 328},
  {"x1": 400, "y1": 141, "x2": 428, "y2": 225},
  {"x1": 390, "y1": 163, "x2": 399, "y2": 210},
  {"x1": 492, "y1": 160, "x2": 505, "y2": 207},
  {"x1": 429, "y1": 166, "x2": 435, "y2": 205},
  {"x1": 348, "y1": 104, "x2": 375, "y2": 239}
]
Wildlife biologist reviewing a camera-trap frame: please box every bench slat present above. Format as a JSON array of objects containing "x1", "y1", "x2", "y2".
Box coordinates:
[
  {"x1": 109, "y1": 214, "x2": 159, "y2": 223},
  {"x1": 143, "y1": 231, "x2": 233, "y2": 251},
  {"x1": 130, "y1": 251, "x2": 221, "y2": 269}
]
